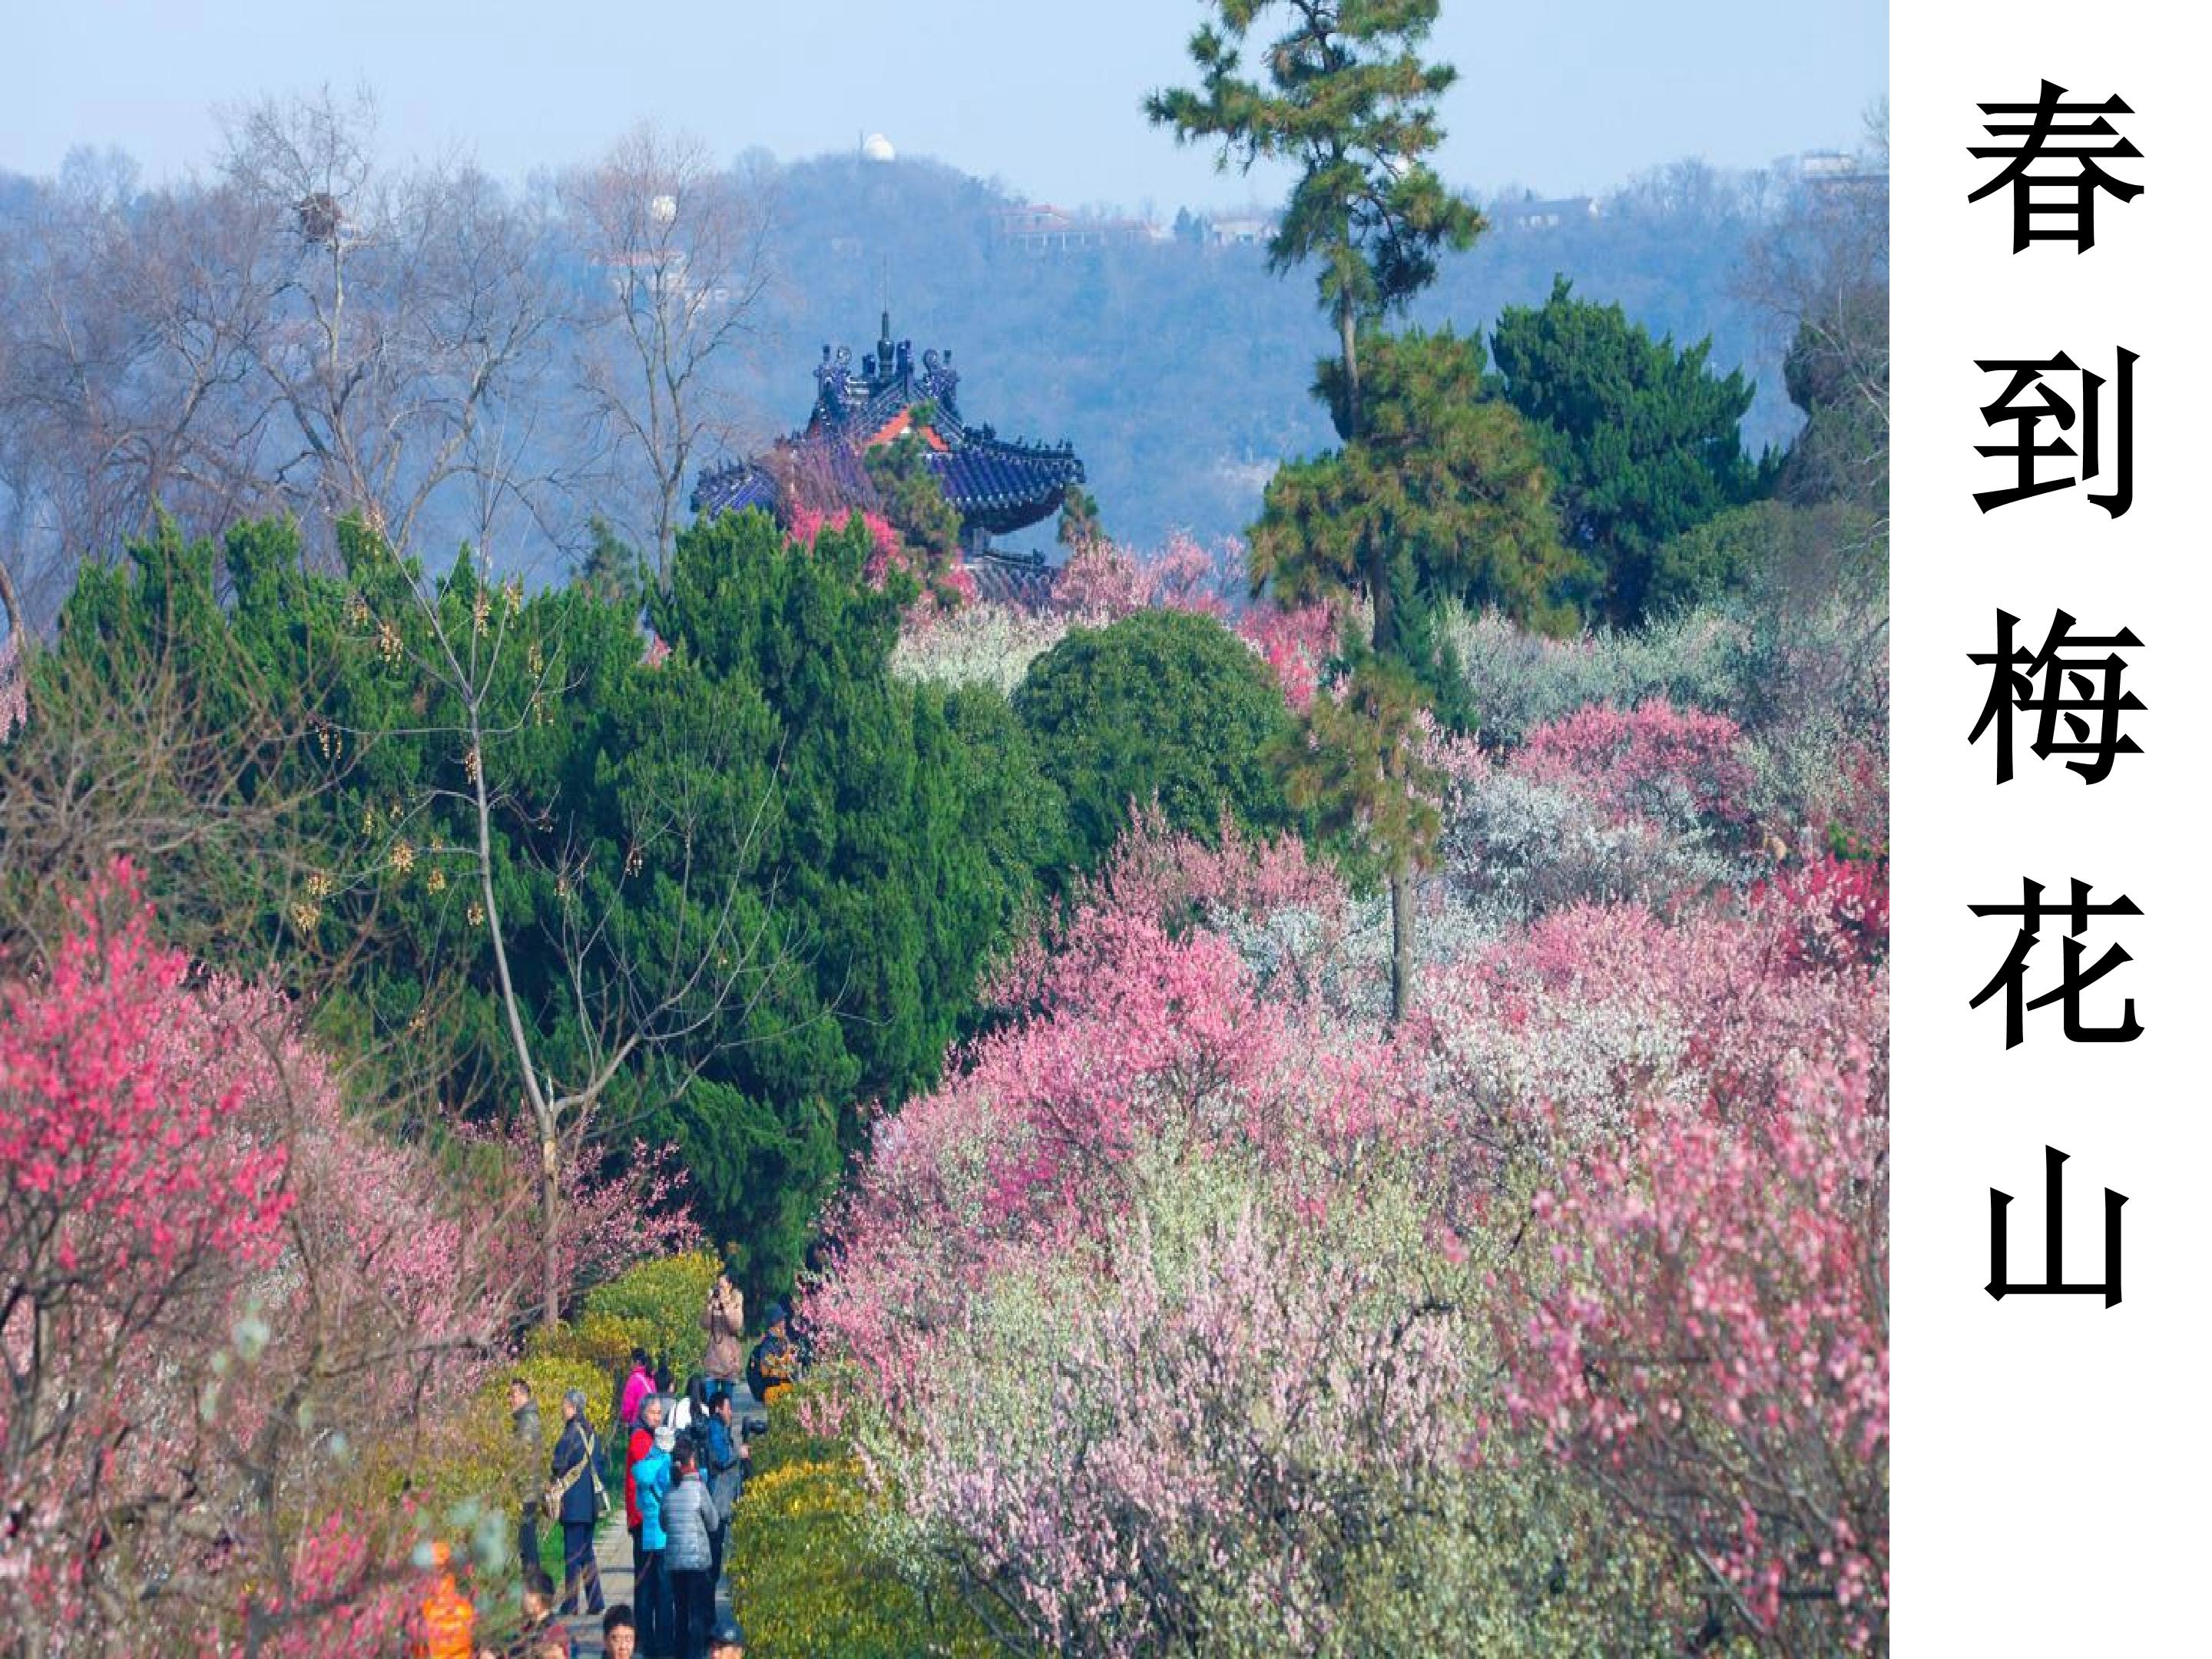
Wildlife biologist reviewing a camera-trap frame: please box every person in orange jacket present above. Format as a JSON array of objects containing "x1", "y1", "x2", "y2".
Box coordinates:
[{"x1": 415, "y1": 1540, "x2": 475, "y2": 1659}]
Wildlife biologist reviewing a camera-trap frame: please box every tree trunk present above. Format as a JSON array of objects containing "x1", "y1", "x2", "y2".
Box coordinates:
[
  {"x1": 1337, "y1": 293, "x2": 1396, "y2": 657},
  {"x1": 0, "y1": 552, "x2": 21, "y2": 644},
  {"x1": 540, "y1": 1133, "x2": 562, "y2": 1330},
  {"x1": 1388, "y1": 862, "x2": 1415, "y2": 1024},
  {"x1": 1336, "y1": 290, "x2": 1363, "y2": 440},
  {"x1": 1366, "y1": 527, "x2": 1396, "y2": 658}
]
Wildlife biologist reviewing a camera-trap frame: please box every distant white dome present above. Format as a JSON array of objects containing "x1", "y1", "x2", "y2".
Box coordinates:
[
  {"x1": 649, "y1": 194, "x2": 677, "y2": 224},
  {"x1": 862, "y1": 133, "x2": 896, "y2": 164}
]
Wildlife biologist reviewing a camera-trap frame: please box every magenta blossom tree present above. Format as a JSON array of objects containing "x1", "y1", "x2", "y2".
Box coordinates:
[{"x1": 0, "y1": 863, "x2": 538, "y2": 1654}]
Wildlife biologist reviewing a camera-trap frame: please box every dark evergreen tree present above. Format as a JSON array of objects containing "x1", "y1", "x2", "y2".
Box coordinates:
[
  {"x1": 25, "y1": 506, "x2": 1069, "y2": 1306},
  {"x1": 1148, "y1": 0, "x2": 1482, "y2": 656},
  {"x1": 1491, "y1": 275, "x2": 1773, "y2": 624}
]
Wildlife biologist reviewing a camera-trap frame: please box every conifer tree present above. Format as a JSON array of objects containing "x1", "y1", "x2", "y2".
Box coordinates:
[
  {"x1": 1252, "y1": 327, "x2": 1584, "y2": 644},
  {"x1": 1273, "y1": 649, "x2": 1442, "y2": 1026},
  {"x1": 1151, "y1": 2, "x2": 1480, "y2": 1019},
  {"x1": 1147, "y1": 0, "x2": 1482, "y2": 655},
  {"x1": 1492, "y1": 276, "x2": 1773, "y2": 624}
]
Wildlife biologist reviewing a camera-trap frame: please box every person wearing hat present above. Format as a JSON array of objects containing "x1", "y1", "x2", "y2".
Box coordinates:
[
  {"x1": 743, "y1": 1306, "x2": 796, "y2": 1407},
  {"x1": 707, "y1": 1613, "x2": 745, "y2": 1659}
]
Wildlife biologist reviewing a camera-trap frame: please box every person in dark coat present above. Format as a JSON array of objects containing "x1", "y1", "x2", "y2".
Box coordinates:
[
  {"x1": 548, "y1": 1389, "x2": 608, "y2": 1616},
  {"x1": 704, "y1": 1391, "x2": 745, "y2": 1581},
  {"x1": 510, "y1": 1377, "x2": 545, "y2": 1573}
]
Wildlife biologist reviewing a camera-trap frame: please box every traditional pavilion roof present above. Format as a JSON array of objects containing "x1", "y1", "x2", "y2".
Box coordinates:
[{"x1": 692, "y1": 312, "x2": 1086, "y2": 543}]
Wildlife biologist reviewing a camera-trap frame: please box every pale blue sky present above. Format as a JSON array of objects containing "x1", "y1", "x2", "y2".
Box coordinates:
[{"x1": 2, "y1": 1, "x2": 1884, "y2": 207}]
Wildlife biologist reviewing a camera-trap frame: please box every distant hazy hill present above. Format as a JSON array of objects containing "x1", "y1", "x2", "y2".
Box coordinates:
[{"x1": 744, "y1": 152, "x2": 1800, "y2": 552}]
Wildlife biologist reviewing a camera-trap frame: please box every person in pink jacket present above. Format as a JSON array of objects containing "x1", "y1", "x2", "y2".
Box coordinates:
[{"x1": 617, "y1": 1348, "x2": 655, "y2": 1429}]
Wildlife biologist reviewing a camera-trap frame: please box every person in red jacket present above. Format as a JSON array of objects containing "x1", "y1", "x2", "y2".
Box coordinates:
[{"x1": 624, "y1": 1395, "x2": 664, "y2": 1581}]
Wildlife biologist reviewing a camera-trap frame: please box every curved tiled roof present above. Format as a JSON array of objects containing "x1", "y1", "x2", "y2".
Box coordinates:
[{"x1": 690, "y1": 313, "x2": 1084, "y2": 541}]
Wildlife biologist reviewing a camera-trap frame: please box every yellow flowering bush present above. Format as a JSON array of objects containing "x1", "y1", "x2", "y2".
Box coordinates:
[
  {"x1": 575, "y1": 1249, "x2": 722, "y2": 1379},
  {"x1": 725, "y1": 1424, "x2": 992, "y2": 1658},
  {"x1": 527, "y1": 1310, "x2": 652, "y2": 1399}
]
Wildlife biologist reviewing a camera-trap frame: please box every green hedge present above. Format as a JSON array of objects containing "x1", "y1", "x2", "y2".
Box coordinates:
[{"x1": 527, "y1": 1250, "x2": 726, "y2": 1408}]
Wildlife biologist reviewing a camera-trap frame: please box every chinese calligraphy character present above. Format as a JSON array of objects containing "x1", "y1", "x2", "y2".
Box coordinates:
[
  {"x1": 1968, "y1": 877, "x2": 2142, "y2": 1048},
  {"x1": 1973, "y1": 349, "x2": 2134, "y2": 515},
  {"x1": 1969, "y1": 80, "x2": 2144, "y2": 252},
  {"x1": 1967, "y1": 608, "x2": 2144, "y2": 783},
  {"x1": 1988, "y1": 1145, "x2": 2126, "y2": 1306}
]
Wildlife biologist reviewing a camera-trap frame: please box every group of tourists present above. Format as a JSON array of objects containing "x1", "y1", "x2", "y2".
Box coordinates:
[{"x1": 475, "y1": 1273, "x2": 802, "y2": 1659}]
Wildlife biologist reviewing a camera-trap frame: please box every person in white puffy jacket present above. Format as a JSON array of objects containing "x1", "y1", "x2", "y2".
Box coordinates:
[{"x1": 660, "y1": 1446, "x2": 724, "y2": 1659}]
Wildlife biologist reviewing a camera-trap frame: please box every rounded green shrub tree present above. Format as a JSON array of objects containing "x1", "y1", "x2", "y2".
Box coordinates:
[{"x1": 1013, "y1": 608, "x2": 1295, "y2": 869}]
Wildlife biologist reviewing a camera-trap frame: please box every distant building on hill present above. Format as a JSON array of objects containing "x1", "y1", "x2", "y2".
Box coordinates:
[
  {"x1": 1203, "y1": 214, "x2": 1277, "y2": 247},
  {"x1": 691, "y1": 311, "x2": 1085, "y2": 598},
  {"x1": 1772, "y1": 150, "x2": 1888, "y2": 198},
  {"x1": 991, "y1": 203, "x2": 1160, "y2": 253},
  {"x1": 1492, "y1": 193, "x2": 1600, "y2": 233}
]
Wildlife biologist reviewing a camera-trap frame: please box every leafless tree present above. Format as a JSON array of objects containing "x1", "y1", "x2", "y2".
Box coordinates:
[
  {"x1": 561, "y1": 126, "x2": 774, "y2": 586},
  {"x1": 1737, "y1": 101, "x2": 1889, "y2": 526},
  {"x1": 217, "y1": 88, "x2": 560, "y2": 562},
  {"x1": 366, "y1": 553, "x2": 796, "y2": 1326}
]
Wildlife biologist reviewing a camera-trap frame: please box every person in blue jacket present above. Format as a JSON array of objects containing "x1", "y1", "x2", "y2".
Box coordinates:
[
  {"x1": 703, "y1": 1392, "x2": 745, "y2": 1582},
  {"x1": 631, "y1": 1439, "x2": 674, "y2": 1657}
]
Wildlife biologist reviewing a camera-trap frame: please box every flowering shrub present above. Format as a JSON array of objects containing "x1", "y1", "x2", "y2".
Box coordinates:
[
  {"x1": 1446, "y1": 601, "x2": 1748, "y2": 747},
  {"x1": 724, "y1": 1412, "x2": 994, "y2": 1658},
  {"x1": 0, "y1": 863, "x2": 293, "y2": 1647},
  {"x1": 890, "y1": 600, "x2": 1071, "y2": 694},
  {"x1": 1754, "y1": 855, "x2": 1890, "y2": 972},
  {"x1": 0, "y1": 863, "x2": 533, "y2": 1654},
  {"x1": 1233, "y1": 598, "x2": 1337, "y2": 710},
  {"x1": 456, "y1": 1124, "x2": 704, "y2": 1321},
  {"x1": 1498, "y1": 1053, "x2": 1889, "y2": 1651},
  {"x1": 1051, "y1": 531, "x2": 1232, "y2": 624},
  {"x1": 807, "y1": 773, "x2": 1886, "y2": 1654},
  {"x1": 572, "y1": 1249, "x2": 724, "y2": 1378},
  {"x1": 561, "y1": 1140, "x2": 707, "y2": 1294},
  {"x1": 1439, "y1": 762, "x2": 1747, "y2": 941},
  {"x1": 1513, "y1": 699, "x2": 1758, "y2": 846}
]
